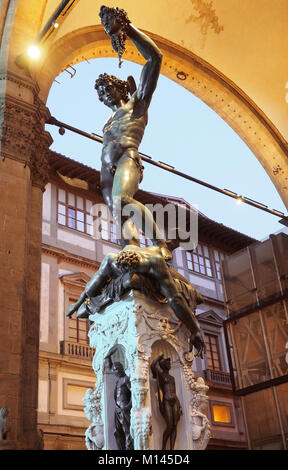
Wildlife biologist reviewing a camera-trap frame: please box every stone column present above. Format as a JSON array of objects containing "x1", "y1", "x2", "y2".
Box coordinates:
[
  {"x1": 83, "y1": 290, "x2": 211, "y2": 451},
  {"x1": 0, "y1": 70, "x2": 52, "y2": 449}
]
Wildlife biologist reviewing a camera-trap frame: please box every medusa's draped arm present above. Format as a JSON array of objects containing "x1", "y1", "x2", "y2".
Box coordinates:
[{"x1": 66, "y1": 254, "x2": 117, "y2": 318}]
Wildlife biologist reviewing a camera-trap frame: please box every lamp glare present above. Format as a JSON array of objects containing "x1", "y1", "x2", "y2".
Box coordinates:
[{"x1": 27, "y1": 45, "x2": 41, "y2": 59}]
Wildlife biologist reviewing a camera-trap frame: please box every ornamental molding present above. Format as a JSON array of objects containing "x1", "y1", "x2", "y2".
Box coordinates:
[
  {"x1": 84, "y1": 290, "x2": 211, "y2": 450},
  {"x1": 197, "y1": 309, "x2": 224, "y2": 326},
  {"x1": 41, "y1": 243, "x2": 99, "y2": 270},
  {"x1": 59, "y1": 271, "x2": 92, "y2": 288},
  {"x1": 0, "y1": 83, "x2": 52, "y2": 189},
  {"x1": 0, "y1": 70, "x2": 40, "y2": 95}
]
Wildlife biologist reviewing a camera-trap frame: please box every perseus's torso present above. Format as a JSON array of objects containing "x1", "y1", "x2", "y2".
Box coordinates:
[{"x1": 101, "y1": 95, "x2": 148, "y2": 167}]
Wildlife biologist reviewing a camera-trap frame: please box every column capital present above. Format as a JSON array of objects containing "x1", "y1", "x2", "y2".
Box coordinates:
[{"x1": 0, "y1": 72, "x2": 53, "y2": 190}]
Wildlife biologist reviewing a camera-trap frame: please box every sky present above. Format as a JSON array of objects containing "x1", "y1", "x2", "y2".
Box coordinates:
[{"x1": 45, "y1": 57, "x2": 287, "y2": 242}]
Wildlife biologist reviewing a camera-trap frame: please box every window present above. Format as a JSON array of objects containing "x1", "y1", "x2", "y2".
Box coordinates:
[
  {"x1": 68, "y1": 316, "x2": 90, "y2": 345},
  {"x1": 57, "y1": 188, "x2": 121, "y2": 245},
  {"x1": 110, "y1": 220, "x2": 118, "y2": 244},
  {"x1": 139, "y1": 232, "x2": 153, "y2": 248},
  {"x1": 210, "y1": 402, "x2": 234, "y2": 426},
  {"x1": 98, "y1": 210, "x2": 120, "y2": 245},
  {"x1": 186, "y1": 244, "x2": 212, "y2": 277},
  {"x1": 60, "y1": 275, "x2": 96, "y2": 359},
  {"x1": 212, "y1": 404, "x2": 231, "y2": 423},
  {"x1": 205, "y1": 333, "x2": 221, "y2": 371},
  {"x1": 57, "y1": 188, "x2": 93, "y2": 235},
  {"x1": 186, "y1": 245, "x2": 226, "y2": 279},
  {"x1": 63, "y1": 379, "x2": 96, "y2": 412},
  {"x1": 214, "y1": 249, "x2": 225, "y2": 280}
]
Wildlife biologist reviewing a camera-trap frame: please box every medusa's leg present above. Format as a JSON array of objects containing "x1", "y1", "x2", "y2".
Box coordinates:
[
  {"x1": 158, "y1": 271, "x2": 199, "y2": 336},
  {"x1": 154, "y1": 263, "x2": 205, "y2": 356}
]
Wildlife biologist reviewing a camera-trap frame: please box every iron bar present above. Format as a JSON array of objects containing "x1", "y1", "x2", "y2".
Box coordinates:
[
  {"x1": 36, "y1": 0, "x2": 73, "y2": 43},
  {"x1": 46, "y1": 116, "x2": 288, "y2": 221}
]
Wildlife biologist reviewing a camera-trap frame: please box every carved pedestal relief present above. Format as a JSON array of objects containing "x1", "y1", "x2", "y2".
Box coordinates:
[{"x1": 84, "y1": 290, "x2": 211, "y2": 450}]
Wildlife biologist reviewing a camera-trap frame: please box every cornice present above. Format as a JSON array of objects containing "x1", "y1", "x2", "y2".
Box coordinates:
[
  {"x1": 198, "y1": 294, "x2": 225, "y2": 310},
  {"x1": 0, "y1": 70, "x2": 40, "y2": 94},
  {"x1": 39, "y1": 350, "x2": 94, "y2": 369},
  {"x1": 59, "y1": 271, "x2": 92, "y2": 288},
  {"x1": 41, "y1": 243, "x2": 99, "y2": 270}
]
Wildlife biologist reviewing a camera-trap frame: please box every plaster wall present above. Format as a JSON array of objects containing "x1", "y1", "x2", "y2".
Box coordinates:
[{"x1": 39, "y1": 0, "x2": 288, "y2": 142}]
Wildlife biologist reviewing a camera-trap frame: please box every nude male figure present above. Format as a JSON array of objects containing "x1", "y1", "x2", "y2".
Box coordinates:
[
  {"x1": 105, "y1": 346, "x2": 134, "y2": 450},
  {"x1": 95, "y1": 6, "x2": 171, "y2": 260},
  {"x1": 151, "y1": 355, "x2": 182, "y2": 450}
]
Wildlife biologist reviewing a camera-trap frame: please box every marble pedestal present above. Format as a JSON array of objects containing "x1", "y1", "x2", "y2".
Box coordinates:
[{"x1": 83, "y1": 289, "x2": 211, "y2": 450}]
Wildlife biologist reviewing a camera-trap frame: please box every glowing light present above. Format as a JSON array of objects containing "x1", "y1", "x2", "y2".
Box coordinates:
[
  {"x1": 212, "y1": 405, "x2": 231, "y2": 423},
  {"x1": 236, "y1": 197, "x2": 243, "y2": 205},
  {"x1": 53, "y1": 22, "x2": 59, "y2": 29},
  {"x1": 27, "y1": 45, "x2": 41, "y2": 59}
]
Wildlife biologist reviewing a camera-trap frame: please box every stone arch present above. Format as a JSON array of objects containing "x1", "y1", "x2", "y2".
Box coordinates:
[{"x1": 32, "y1": 25, "x2": 288, "y2": 208}]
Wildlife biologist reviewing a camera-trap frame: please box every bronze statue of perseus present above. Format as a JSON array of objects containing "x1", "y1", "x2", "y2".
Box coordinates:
[
  {"x1": 67, "y1": 6, "x2": 206, "y2": 359},
  {"x1": 95, "y1": 5, "x2": 172, "y2": 260}
]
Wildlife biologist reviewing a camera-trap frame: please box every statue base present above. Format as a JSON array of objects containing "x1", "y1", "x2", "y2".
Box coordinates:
[{"x1": 83, "y1": 289, "x2": 211, "y2": 450}]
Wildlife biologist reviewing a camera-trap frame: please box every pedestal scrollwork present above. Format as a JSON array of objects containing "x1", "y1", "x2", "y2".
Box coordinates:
[
  {"x1": 84, "y1": 290, "x2": 210, "y2": 450},
  {"x1": 130, "y1": 407, "x2": 152, "y2": 450},
  {"x1": 83, "y1": 387, "x2": 105, "y2": 451},
  {"x1": 129, "y1": 361, "x2": 151, "y2": 450},
  {"x1": 190, "y1": 377, "x2": 211, "y2": 449},
  {"x1": 181, "y1": 352, "x2": 211, "y2": 450}
]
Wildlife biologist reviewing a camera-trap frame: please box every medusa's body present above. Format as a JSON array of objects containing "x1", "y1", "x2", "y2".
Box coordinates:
[{"x1": 67, "y1": 244, "x2": 205, "y2": 358}]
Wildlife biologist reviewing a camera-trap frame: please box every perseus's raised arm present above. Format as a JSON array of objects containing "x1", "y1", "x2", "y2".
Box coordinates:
[
  {"x1": 99, "y1": 6, "x2": 162, "y2": 111},
  {"x1": 127, "y1": 24, "x2": 163, "y2": 110}
]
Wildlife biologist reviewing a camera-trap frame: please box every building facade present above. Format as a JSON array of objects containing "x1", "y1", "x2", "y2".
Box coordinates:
[
  {"x1": 222, "y1": 233, "x2": 288, "y2": 450},
  {"x1": 37, "y1": 150, "x2": 254, "y2": 449}
]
